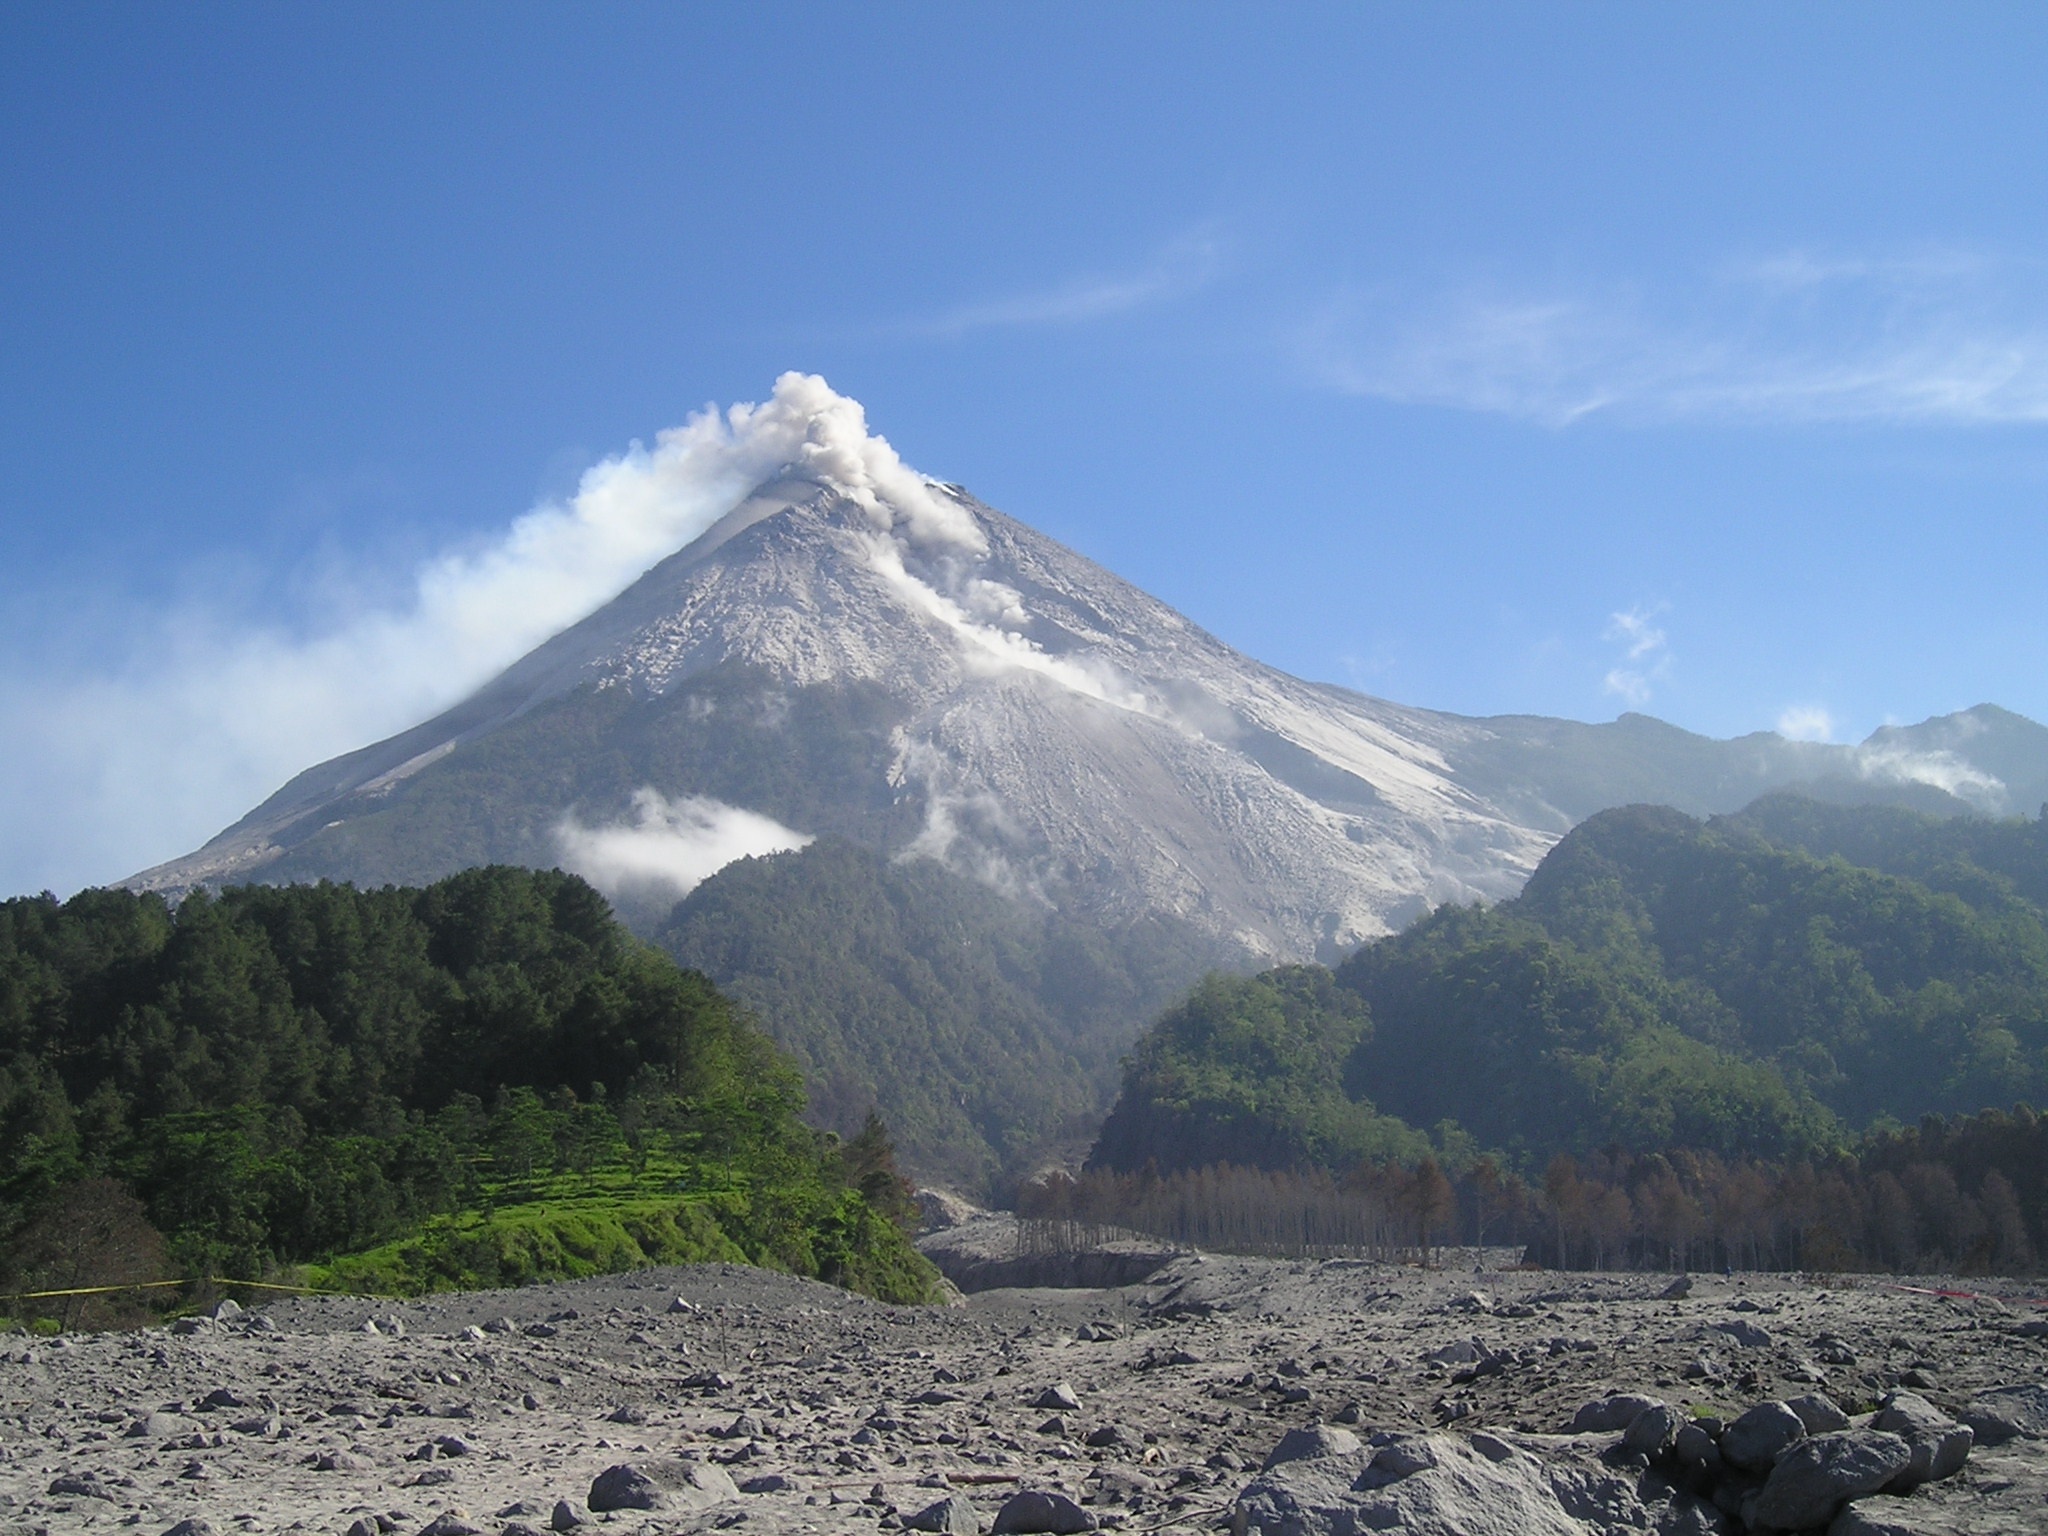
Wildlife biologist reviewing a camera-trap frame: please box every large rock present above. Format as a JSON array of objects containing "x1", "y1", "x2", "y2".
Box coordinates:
[
  {"x1": 1752, "y1": 1429, "x2": 1914, "y2": 1531},
  {"x1": 1964, "y1": 1382, "x2": 2048, "y2": 1445},
  {"x1": 1721, "y1": 1400, "x2": 1808, "y2": 1472},
  {"x1": 1570, "y1": 1393, "x2": 1665, "y2": 1433},
  {"x1": 1826, "y1": 1505, "x2": 1952, "y2": 1536},
  {"x1": 1788, "y1": 1393, "x2": 1852, "y2": 1433},
  {"x1": 1234, "y1": 1432, "x2": 1598, "y2": 1536},
  {"x1": 1706, "y1": 1318, "x2": 1774, "y2": 1349},
  {"x1": 1623, "y1": 1403, "x2": 1685, "y2": 1456},
  {"x1": 907, "y1": 1495, "x2": 983, "y2": 1534},
  {"x1": 1876, "y1": 1391, "x2": 1973, "y2": 1488},
  {"x1": 586, "y1": 1460, "x2": 737, "y2": 1514},
  {"x1": 1261, "y1": 1424, "x2": 1363, "y2": 1470},
  {"x1": 990, "y1": 1491, "x2": 1095, "y2": 1534}
]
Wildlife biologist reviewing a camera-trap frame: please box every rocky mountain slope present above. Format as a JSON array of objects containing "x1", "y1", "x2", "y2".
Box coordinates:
[{"x1": 124, "y1": 457, "x2": 2044, "y2": 964}]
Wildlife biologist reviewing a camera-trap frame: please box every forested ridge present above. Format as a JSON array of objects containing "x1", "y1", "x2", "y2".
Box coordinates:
[
  {"x1": 660, "y1": 836, "x2": 1240, "y2": 1191},
  {"x1": 0, "y1": 866, "x2": 935, "y2": 1317},
  {"x1": 1088, "y1": 796, "x2": 2048, "y2": 1272}
]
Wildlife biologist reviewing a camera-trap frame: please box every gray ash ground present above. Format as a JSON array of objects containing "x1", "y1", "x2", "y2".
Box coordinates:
[{"x1": 3, "y1": 1244, "x2": 2046, "y2": 1535}]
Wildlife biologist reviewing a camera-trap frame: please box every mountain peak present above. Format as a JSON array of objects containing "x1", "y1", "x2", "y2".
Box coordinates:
[{"x1": 125, "y1": 379, "x2": 2047, "y2": 962}]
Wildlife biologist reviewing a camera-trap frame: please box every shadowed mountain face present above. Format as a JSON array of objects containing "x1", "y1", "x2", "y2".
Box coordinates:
[{"x1": 123, "y1": 470, "x2": 2046, "y2": 1185}]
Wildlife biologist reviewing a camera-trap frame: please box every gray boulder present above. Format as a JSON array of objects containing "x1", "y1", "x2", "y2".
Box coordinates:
[
  {"x1": 586, "y1": 1460, "x2": 736, "y2": 1514},
  {"x1": 990, "y1": 1491, "x2": 1094, "y2": 1534},
  {"x1": 1721, "y1": 1400, "x2": 1807, "y2": 1472},
  {"x1": 1752, "y1": 1429, "x2": 1913, "y2": 1531},
  {"x1": 1031, "y1": 1382, "x2": 1081, "y2": 1412},
  {"x1": 1964, "y1": 1382, "x2": 2048, "y2": 1446},
  {"x1": 47, "y1": 1474, "x2": 113, "y2": 1500},
  {"x1": 1673, "y1": 1421, "x2": 1721, "y2": 1473},
  {"x1": 1233, "y1": 1432, "x2": 1593, "y2": 1536},
  {"x1": 906, "y1": 1494, "x2": 982, "y2": 1534},
  {"x1": 1876, "y1": 1390, "x2": 1973, "y2": 1487},
  {"x1": 1787, "y1": 1393, "x2": 1851, "y2": 1433},
  {"x1": 1622, "y1": 1403, "x2": 1684, "y2": 1456},
  {"x1": 1570, "y1": 1393, "x2": 1665, "y2": 1433},
  {"x1": 1827, "y1": 1504, "x2": 1941, "y2": 1536},
  {"x1": 1261, "y1": 1424, "x2": 1363, "y2": 1470}
]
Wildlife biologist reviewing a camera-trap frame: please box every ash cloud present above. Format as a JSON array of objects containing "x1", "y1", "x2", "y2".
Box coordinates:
[{"x1": 0, "y1": 374, "x2": 967, "y2": 896}]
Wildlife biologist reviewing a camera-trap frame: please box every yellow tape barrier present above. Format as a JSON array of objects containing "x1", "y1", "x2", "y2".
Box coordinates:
[{"x1": 1, "y1": 1277, "x2": 381, "y2": 1304}]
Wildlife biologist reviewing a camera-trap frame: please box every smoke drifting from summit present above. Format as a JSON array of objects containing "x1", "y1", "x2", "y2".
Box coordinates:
[{"x1": 0, "y1": 375, "x2": 953, "y2": 896}]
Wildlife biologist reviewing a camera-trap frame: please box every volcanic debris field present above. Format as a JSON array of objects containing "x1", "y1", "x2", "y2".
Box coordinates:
[{"x1": 4, "y1": 1246, "x2": 2048, "y2": 1536}]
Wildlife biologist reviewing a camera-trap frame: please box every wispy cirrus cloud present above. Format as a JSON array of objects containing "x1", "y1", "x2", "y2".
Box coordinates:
[
  {"x1": 1602, "y1": 605, "x2": 1670, "y2": 707},
  {"x1": 1304, "y1": 248, "x2": 2048, "y2": 427},
  {"x1": 884, "y1": 228, "x2": 1225, "y2": 340}
]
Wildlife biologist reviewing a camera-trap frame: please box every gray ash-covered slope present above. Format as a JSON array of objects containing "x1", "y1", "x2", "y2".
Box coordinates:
[{"x1": 126, "y1": 470, "x2": 2034, "y2": 959}]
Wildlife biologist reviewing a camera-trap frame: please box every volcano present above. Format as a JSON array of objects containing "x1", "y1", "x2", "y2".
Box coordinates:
[{"x1": 127, "y1": 377, "x2": 2048, "y2": 1181}]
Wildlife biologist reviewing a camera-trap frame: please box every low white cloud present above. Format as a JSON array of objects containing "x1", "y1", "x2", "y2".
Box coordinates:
[
  {"x1": 1601, "y1": 606, "x2": 1671, "y2": 708},
  {"x1": 555, "y1": 789, "x2": 811, "y2": 903},
  {"x1": 1852, "y1": 743, "x2": 2006, "y2": 809},
  {"x1": 1776, "y1": 705, "x2": 1837, "y2": 743},
  {"x1": 0, "y1": 373, "x2": 976, "y2": 896},
  {"x1": 1307, "y1": 249, "x2": 2048, "y2": 427}
]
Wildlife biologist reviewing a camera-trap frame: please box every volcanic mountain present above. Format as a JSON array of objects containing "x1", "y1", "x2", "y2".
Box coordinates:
[{"x1": 126, "y1": 378, "x2": 2048, "y2": 1182}]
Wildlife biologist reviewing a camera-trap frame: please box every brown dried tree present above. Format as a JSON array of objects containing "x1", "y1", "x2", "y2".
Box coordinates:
[{"x1": 6, "y1": 1178, "x2": 171, "y2": 1330}]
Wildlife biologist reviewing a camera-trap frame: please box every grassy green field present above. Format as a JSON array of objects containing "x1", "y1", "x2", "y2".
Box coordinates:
[{"x1": 301, "y1": 1157, "x2": 938, "y2": 1303}]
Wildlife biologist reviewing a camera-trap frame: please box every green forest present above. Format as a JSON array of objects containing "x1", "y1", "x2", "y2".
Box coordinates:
[
  {"x1": 660, "y1": 836, "x2": 1238, "y2": 1191},
  {"x1": 1089, "y1": 797, "x2": 2048, "y2": 1271},
  {"x1": 0, "y1": 866, "x2": 936, "y2": 1321}
]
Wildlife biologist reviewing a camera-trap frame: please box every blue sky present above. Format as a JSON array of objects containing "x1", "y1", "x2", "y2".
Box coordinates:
[{"x1": 5, "y1": 3, "x2": 2048, "y2": 894}]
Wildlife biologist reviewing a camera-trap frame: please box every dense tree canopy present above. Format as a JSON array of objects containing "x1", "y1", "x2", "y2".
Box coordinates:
[
  {"x1": 0, "y1": 867, "x2": 934, "y2": 1304},
  {"x1": 1096, "y1": 797, "x2": 2048, "y2": 1182}
]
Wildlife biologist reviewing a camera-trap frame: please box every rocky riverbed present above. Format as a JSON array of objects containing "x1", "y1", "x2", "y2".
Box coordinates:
[{"x1": 4, "y1": 1246, "x2": 2046, "y2": 1536}]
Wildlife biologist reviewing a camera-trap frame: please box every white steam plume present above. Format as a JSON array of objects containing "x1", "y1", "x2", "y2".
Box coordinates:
[
  {"x1": 1852, "y1": 743, "x2": 2006, "y2": 808},
  {"x1": 858, "y1": 530, "x2": 1152, "y2": 715},
  {"x1": 555, "y1": 789, "x2": 812, "y2": 903},
  {"x1": 0, "y1": 373, "x2": 968, "y2": 896}
]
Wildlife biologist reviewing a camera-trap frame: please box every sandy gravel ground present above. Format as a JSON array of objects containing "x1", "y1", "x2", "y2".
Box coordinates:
[{"x1": 3, "y1": 1249, "x2": 2046, "y2": 1535}]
